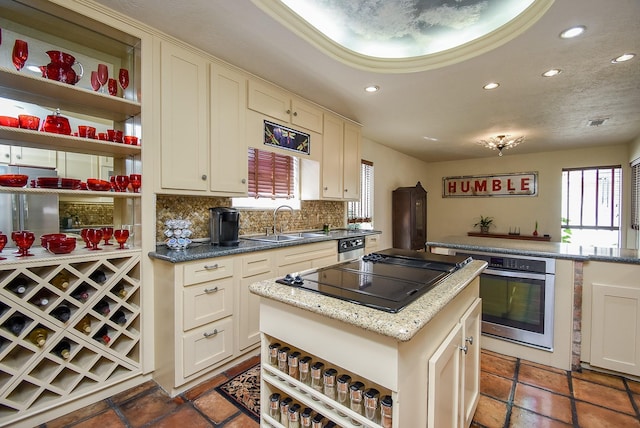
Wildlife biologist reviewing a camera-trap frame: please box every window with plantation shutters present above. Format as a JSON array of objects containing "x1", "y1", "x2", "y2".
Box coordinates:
[
  {"x1": 348, "y1": 160, "x2": 374, "y2": 224},
  {"x1": 631, "y1": 160, "x2": 640, "y2": 230},
  {"x1": 247, "y1": 148, "x2": 296, "y2": 199}
]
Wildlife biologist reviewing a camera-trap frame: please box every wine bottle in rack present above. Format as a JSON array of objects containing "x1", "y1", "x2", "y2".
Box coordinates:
[
  {"x1": 52, "y1": 341, "x2": 71, "y2": 359},
  {"x1": 31, "y1": 293, "x2": 50, "y2": 307},
  {"x1": 76, "y1": 315, "x2": 92, "y2": 334},
  {"x1": 71, "y1": 283, "x2": 91, "y2": 302},
  {"x1": 28, "y1": 327, "x2": 48, "y2": 347},
  {"x1": 94, "y1": 299, "x2": 111, "y2": 316},
  {"x1": 51, "y1": 304, "x2": 71, "y2": 323},
  {"x1": 7, "y1": 277, "x2": 28, "y2": 295},
  {"x1": 112, "y1": 282, "x2": 128, "y2": 298},
  {"x1": 111, "y1": 310, "x2": 127, "y2": 325},
  {"x1": 51, "y1": 272, "x2": 70, "y2": 290},
  {"x1": 3, "y1": 315, "x2": 26, "y2": 335},
  {"x1": 89, "y1": 270, "x2": 107, "y2": 284},
  {"x1": 93, "y1": 326, "x2": 111, "y2": 345}
]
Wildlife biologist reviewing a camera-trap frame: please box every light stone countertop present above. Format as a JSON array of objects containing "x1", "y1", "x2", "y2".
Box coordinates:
[
  {"x1": 427, "y1": 235, "x2": 640, "y2": 264},
  {"x1": 248, "y1": 259, "x2": 486, "y2": 342}
]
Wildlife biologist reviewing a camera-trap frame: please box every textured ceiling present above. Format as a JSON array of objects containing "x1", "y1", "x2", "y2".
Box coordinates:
[{"x1": 94, "y1": 0, "x2": 640, "y2": 162}]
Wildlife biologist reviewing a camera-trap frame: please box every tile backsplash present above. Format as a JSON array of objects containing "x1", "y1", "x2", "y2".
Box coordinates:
[
  {"x1": 59, "y1": 202, "x2": 113, "y2": 227},
  {"x1": 156, "y1": 195, "x2": 345, "y2": 242}
]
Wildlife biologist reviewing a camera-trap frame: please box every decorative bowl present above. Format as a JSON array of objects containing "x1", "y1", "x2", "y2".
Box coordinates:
[
  {"x1": 86, "y1": 178, "x2": 111, "y2": 191},
  {"x1": 61, "y1": 178, "x2": 81, "y2": 189},
  {"x1": 0, "y1": 116, "x2": 19, "y2": 127},
  {"x1": 47, "y1": 237, "x2": 77, "y2": 254},
  {"x1": 0, "y1": 174, "x2": 29, "y2": 187},
  {"x1": 37, "y1": 177, "x2": 60, "y2": 188},
  {"x1": 41, "y1": 233, "x2": 67, "y2": 249},
  {"x1": 18, "y1": 115, "x2": 40, "y2": 130}
]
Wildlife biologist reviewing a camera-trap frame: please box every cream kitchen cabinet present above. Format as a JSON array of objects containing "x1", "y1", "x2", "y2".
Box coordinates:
[
  {"x1": 247, "y1": 79, "x2": 324, "y2": 133},
  {"x1": 238, "y1": 251, "x2": 275, "y2": 351},
  {"x1": 56, "y1": 152, "x2": 98, "y2": 180},
  {"x1": 365, "y1": 234, "x2": 380, "y2": 253},
  {"x1": 0, "y1": 145, "x2": 57, "y2": 169}
]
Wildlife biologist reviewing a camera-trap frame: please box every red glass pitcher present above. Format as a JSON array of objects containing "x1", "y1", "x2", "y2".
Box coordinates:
[{"x1": 39, "y1": 50, "x2": 84, "y2": 85}]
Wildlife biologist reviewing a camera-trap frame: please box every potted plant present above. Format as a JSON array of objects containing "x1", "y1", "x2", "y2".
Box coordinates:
[{"x1": 474, "y1": 216, "x2": 494, "y2": 233}]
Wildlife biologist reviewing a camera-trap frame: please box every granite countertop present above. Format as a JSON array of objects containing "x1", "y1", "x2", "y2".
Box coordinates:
[
  {"x1": 427, "y1": 235, "x2": 640, "y2": 264},
  {"x1": 149, "y1": 229, "x2": 381, "y2": 263},
  {"x1": 248, "y1": 260, "x2": 486, "y2": 342}
]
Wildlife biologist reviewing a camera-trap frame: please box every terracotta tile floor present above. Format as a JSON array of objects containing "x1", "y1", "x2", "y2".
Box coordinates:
[{"x1": 42, "y1": 350, "x2": 640, "y2": 427}]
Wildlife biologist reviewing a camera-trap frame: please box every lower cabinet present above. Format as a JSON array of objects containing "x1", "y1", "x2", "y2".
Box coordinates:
[{"x1": 238, "y1": 251, "x2": 275, "y2": 351}]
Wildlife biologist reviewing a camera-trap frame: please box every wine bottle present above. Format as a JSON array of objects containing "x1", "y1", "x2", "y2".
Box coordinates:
[
  {"x1": 112, "y1": 283, "x2": 127, "y2": 298},
  {"x1": 111, "y1": 310, "x2": 127, "y2": 325},
  {"x1": 7, "y1": 277, "x2": 27, "y2": 295},
  {"x1": 89, "y1": 270, "x2": 107, "y2": 284},
  {"x1": 76, "y1": 315, "x2": 92, "y2": 334},
  {"x1": 94, "y1": 300, "x2": 111, "y2": 316},
  {"x1": 31, "y1": 293, "x2": 49, "y2": 307},
  {"x1": 51, "y1": 272, "x2": 70, "y2": 290},
  {"x1": 71, "y1": 284, "x2": 90, "y2": 302},
  {"x1": 3, "y1": 315, "x2": 26, "y2": 335},
  {"x1": 93, "y1": 326, "x2": 111, "y2": 345},
  {"x1": 51, "y1": 305, "x2": 71, "y2": 323},
  {"x1": 28, "y1": 327, "x2": 48, "y2": 347},
  {"x1": 53, "y1": 341, "x2": 71, "y2": 359}
]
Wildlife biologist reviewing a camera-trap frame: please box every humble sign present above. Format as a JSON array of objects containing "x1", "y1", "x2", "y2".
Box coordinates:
[{"x1": 443, "y1": 172, "x2": 538, "y2": 197}]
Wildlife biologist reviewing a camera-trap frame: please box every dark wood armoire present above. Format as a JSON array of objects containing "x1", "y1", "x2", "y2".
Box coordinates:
[{"x1": 392, "y1": 181, "x2": 427, "y2": 250}]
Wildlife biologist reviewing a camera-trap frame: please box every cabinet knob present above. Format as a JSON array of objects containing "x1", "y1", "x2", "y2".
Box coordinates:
[
  {"x1": 286, "y1": 109, "x2": 291, "y2": 114},
  {"x1": 324, "y1": 187, "x2": 328, "y2": 191},
  {"x1": 344, "y1": 189, "x2": 348, "y2": 192},
  {"x1": 16, "y1": 154, "x2": 22, "y2": 160},
  {"x1": 201, "y1": 174, "x2": 207, "y2": 180},
  {"x1": 4, "y1": 154, "x2": 9, "y2": 159},
  {"x1": 465, "y1": 336, "x2": 474, "y2": 345},
  {"x1": 203, "y1": 328, "x2": 223, "y2": 338},
  {"x1": 293, "y1": 111, "x2": 298, "y2": 117},
  {"x1": 241, "y1": 178, "x2": 246, "y2": 184},
  {"x1": 459, "y1": 345, "x2": 468, "y2": 355}
]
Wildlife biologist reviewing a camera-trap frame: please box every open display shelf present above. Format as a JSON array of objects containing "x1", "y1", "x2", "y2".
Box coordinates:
[
  {"x1": 0, "y1": 186, "x2": 142, "y2": 198},
  {"x1": 0, "y1": 251, "x2": 141, "y2": 423}
]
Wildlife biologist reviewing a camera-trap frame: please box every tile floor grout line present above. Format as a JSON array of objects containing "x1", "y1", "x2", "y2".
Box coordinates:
[
  {"x1": 623, "y1": 378, "x2": 640, "y2": 421},
  {"x1": 566, "y1": 371, "x2": 580, "y2": 428},
  {"x1": 502, "y1": 357, "x2": 520, "y2": 428},
  {"x1": 105, "y1": 397, "x2": 133, "y2": 428}
]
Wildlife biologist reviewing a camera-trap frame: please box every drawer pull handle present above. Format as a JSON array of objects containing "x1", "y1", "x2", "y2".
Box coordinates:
[
  {"x1": 203, "y1": 329, "x2": 223, "y2": 338},
  {"x1": 204, "y1": 286, "x2": 219, "y2": 293},
  {"x1": 204, "y1": 264, "x2": 219, "y2": 270}
]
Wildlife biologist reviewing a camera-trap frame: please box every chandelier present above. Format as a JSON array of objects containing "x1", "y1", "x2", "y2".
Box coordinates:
[{"x1": 478, "y1": 135, "x2": 525, "y2": 156}]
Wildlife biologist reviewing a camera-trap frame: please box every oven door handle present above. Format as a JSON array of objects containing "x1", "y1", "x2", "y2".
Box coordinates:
[{"x1": 483, "y1": 268, "x2": 548, "y2": 281}]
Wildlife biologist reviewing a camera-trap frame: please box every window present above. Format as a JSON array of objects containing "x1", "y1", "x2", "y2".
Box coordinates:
[
  {"x1": 561, "y1": 165, "x2": 621, "y2": 247},
  {"x1": 348, "y1": 160, "x2": 374, "y2": 227},
  {"x1": 232, "y1": 148, "x2": 300, "y2": 209},
  {"x1": 631, "y1": 160, "x2": 640, "y2": 230}
]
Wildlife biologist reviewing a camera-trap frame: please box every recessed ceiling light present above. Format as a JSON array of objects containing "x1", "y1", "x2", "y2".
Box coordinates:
[
  {"x1": 423, "y1": 136, "x2": 438, "y2": 141},
  {"x1": 483, "y1": 82, "x2": 500, "y2": 90},
  {"x1": 364, "y1": 85, "x2": 380, "y2": 93},
  {"x1": 542, "y1": 69, "x2": 562, "y2": 77},
  {"x1": 560, "y1": 25, "x2": 586, "y2": 39},
  {"x1": 611, "y1": 53, "x2": 636, "y2": 63}
]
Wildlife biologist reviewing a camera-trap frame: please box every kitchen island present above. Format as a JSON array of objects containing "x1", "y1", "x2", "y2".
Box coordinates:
[{"x1": 249, "y1": 252, "x2": 486, "y2": 427}]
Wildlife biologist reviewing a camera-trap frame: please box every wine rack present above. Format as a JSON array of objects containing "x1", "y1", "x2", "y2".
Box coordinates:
[{"x1": 0, "y1": 250, "x2": 141, "y2": 424}]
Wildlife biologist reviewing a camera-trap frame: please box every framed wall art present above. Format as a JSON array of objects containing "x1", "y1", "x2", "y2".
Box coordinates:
[{"x1": 264, "y1": 120, "x2": 310, "y2": 155}]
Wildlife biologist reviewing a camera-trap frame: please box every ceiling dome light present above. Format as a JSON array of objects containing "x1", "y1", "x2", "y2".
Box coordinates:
[
  {"x1": 483, "y1": 82, "x2": 500, "y2": 90},
  {"x1": 560, "y1": 25, "x2": 586, "y2": 39},
  {"x1": 478, "y1": 135, "x2": 525, "y2": 156},
  {"x1": 611, "y1": 53, "x2": 636, "y2": 63},
  {"x1": 542, "y1": 68, "x2": 562, "y2": 77},
  {"x1": 364, "y1": 85, "x2": 380, "y2": 93}
]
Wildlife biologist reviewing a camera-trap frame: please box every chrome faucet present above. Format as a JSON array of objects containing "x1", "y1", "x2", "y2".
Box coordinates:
[{"x1": 273, "y1": 205, "x2": 294, "y2": 235}]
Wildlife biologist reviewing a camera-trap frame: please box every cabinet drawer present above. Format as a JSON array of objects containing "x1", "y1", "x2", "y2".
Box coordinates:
[
  {"x1": 277, "y1": 241, "x2": 337, "y2": 268},
  {"x1": 183, "y1": 277, "x2": 234, "y2": 330},
  {"x1": 183, "y1": 258, "x2": 234, "y2": 285},
  {"x1": 182, "y1": 317, "x2": 234, "y2": 378},
  {"x1": 242, "y1": 252, "x2": 273, "y2": 277}
]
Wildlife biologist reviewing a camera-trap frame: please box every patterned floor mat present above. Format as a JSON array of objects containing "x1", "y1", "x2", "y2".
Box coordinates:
[{"x1": 215, "y1": 363, "x2": 261, "y2": 421}]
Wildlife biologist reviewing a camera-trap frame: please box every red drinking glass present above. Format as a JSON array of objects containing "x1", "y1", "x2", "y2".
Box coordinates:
[
  {"x1": 118, "y1": 68, "x2": 129, "y2": 98},
  {"x1": 114, "y1": 229, "x2": 129, "y2": 250},
  {"x1": 102, "y1": 227, "x2": 114, "y2": 245},
  {"x1": 12, "y1": 39, "x2": 28, "y2": 71},
  {"x1": 107, "y1": 78, "x2": 117, "y2": 96},
  {"x1": 96, "y1": 63, "x2": 108, "y2": 92},
  {"x1": 80, "y1": 228, "x2": 92, "y2": 248},
  {"x1": 0, "y1": 233, "x2": 7, "y2": 260},
  {"x1": 115, "y1": 175, "x2": 129, "y2": 192},
  {"x1": 86, "y1": 228, "x2": 103, "y2": 251},
  {"x1": 129, "y1": 174, "x2": 141, "y2": 193},
  {"x1": 90, "y1": 71, "x2": 100, "y2": 91},
  {"x1": 13, "y1": 231, "x2": 35, "y2": 257}
]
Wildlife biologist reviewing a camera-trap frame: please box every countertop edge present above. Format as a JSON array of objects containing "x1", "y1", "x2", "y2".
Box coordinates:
[{"x1": 248, "y1": 259, "x2": 487, "y2": 342}]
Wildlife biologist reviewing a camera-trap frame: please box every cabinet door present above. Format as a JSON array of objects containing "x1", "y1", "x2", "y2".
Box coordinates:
[
  {"x1": 460, "y1": 298, "x2": 481, "y2": 427},
  {"x1": 210, "y1": 63, "x2": 247, "y2": 194},
  {"x1": 0, "y1": 145, "x2": 9, "y2": 164},
  {"x1": 428, "y1": 323, "x2": 462, "y2": 428},
  {"x1": 321, "y1": 113, "x2": 344, "y2": 199},
  {"x1": 61, "y1": 152, "x2": 99, "y2": 180},
  {"x1": 11, "y1": 147, "x2": 57, "y2": 168},
  {"x1": 591, "y1": 283, "x2": 640, "y2": 375},
  {"x1": 239, "y1": 252, "x2": 273, "y2": 351},
  {"x1": 343, "y1": 121, "x2": 361, "y2": 200},
  {"x1": 247, "y1": 79, "x2": 290, "y2": 122},
  {"x1": 291, "y1": 97, "x2": 323, "y2": 133},
  {"x1": 160, "y1": 41, "x2": 209, "y2": 191}
]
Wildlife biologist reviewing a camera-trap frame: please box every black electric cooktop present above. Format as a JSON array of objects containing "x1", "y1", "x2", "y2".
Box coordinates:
[{"x1": 276, "y1": 248, "x2": 471, "y2": 313}]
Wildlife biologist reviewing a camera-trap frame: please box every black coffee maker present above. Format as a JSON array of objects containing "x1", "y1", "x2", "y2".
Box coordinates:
[{"x1": 209, "y1": 207, "x2": 240, "y2": 246}]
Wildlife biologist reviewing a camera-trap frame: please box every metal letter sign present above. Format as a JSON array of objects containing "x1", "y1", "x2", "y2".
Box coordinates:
[{"x1": 442, "y1": 172, "x2": 538, "y2": 197}]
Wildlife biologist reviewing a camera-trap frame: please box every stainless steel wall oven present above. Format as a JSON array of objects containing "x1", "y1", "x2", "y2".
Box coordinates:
[{"x1": 456, "y1": 251, "x2": 555, "y2": 350}]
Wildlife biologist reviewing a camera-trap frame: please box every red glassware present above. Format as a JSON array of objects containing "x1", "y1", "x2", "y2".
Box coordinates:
[
  {"x1": 86, "y1": 229, "x2": 103, "y2": 251},
  {"x1": 0, "y1": 233, "x2": 7, "y2": 260},
  {"x1": 90, "y1": 71, "x2": 100, "y2": 91},
  {"x1": 80, "y1": 228, "x2": 92, "y2": 248},
  {"x1": 118, "y1": 68, "x2": 129, "y2": 98},
  {"x1": 13, "y1": 231, "x2": 35, "y2": 257},
  {"x1": 107, "y1": 78, "x2": 117, "y2": 96},
  {"x1": 129, "y1": 174, "x2": 141, "y2": 193},
  {"x1": 114, "y1": 229, "x2": 129, "y2": 250},
  {"x1": 12, "y1": 39, "x2": 28, "y2": 71},
  {"x1": 115, "y1": 175, "x2": 129, "y2": 192},
  {"x1": 102, "y1": 227, "x2": 114, "y2": 245},
  {"x1": 96, "y1": 63, "x2": 108, "y2": 92}
]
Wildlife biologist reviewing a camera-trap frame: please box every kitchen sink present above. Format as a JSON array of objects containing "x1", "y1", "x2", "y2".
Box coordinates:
[{"x1": 243, "y1": 234, "x2": 305, "y2": 243}]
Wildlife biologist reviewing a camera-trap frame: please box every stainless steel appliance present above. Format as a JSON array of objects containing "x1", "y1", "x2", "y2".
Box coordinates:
[
  {"x1": 277, "y1": 248, "x2": 471, "y2": 313},
  {"x1": 337, "y1": 236, "x2": 365, "y2": 261},
  {"x1": 456, "y1": 250, "x2": 555, "y2": 350},
  {"x1": 209, "y1": 207, "x2": 240, "y2": 246},
  {"x1": 0, "y1": 165, "x2": 59, "y2": 243}
]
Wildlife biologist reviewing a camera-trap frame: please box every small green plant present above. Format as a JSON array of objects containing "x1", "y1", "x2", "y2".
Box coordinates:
[
  {"x1": 561, "y1": 217, "x2": 572, "y2": 243},
  {"x1": 474, "y1": 216, "x2": 494, "y2": 233}
]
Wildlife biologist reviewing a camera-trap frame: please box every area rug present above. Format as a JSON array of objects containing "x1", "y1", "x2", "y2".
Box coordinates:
[{"x1": 216, "y1": 363, "x2": 261, "y2": 422}]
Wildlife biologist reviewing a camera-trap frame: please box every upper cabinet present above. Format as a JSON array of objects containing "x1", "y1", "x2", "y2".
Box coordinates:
[{"x1": 248, "y1": 79, "x2": 323, "y2": 134}]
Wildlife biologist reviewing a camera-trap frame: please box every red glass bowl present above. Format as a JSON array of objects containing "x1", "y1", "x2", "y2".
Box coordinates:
[
  {"x1": 37, "y1": 177, "x2": 61, "y2": 188},
  {"x1": 0, "y1": 174, "x2": 28, "y2": 187},
  {"x1": 61, "y1": 178, "x2": 81, "y2": 189},
  {"x1": 47, "y1": 237, "x2": 77, "y2": 254},
  {"x1": 41, "y1": 233, "x2": 67, "y2": 249},
  {"x1": 0, "y1": 116, "x2": 19, "y2": 127},
  {"x1": 87, "y1": 178, "x2": 111, "y2": 191},
  {"x1": 18, "y1": 115, "x2": 40, "y2": 130}
]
